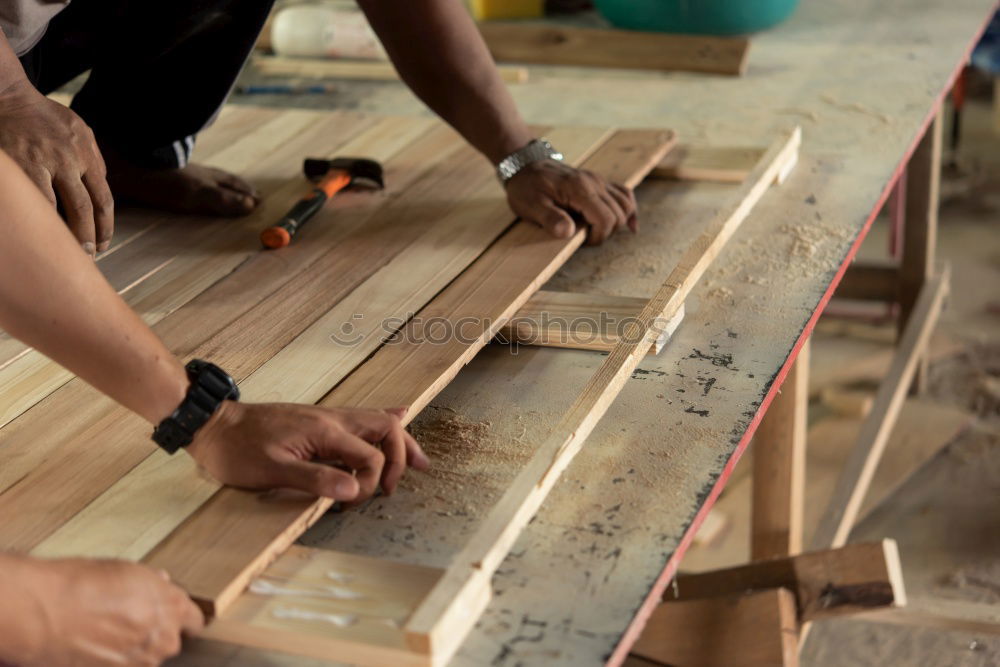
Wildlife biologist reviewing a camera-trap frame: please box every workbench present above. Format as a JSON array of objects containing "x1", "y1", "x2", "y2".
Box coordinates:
[{"x1": 5, "y1": 0, "x2": 993, "y2": 665}]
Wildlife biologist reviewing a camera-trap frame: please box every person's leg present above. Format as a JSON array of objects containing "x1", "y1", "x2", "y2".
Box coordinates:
[{"x1": 26, "y1": 0, "x2": 274, "y2": 216}]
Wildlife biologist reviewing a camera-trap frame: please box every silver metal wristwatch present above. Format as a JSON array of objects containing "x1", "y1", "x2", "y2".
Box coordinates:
[{"x1": 496, "y1": 139, "x2": 564, "y2": 184}]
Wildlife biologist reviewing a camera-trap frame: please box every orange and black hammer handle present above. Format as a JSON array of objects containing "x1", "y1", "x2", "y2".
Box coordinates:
[{"x1": 260, "y1": 169, "x2": 352, "y2": 249}]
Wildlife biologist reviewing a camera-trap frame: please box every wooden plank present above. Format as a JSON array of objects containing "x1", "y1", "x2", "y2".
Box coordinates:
[
  {"x1": 650, "y1": 144, "x2": 764, "y2": 183},
  {"x1": 810, "y1": 264, "x2": 950, "y2": 550},
  {"x1": 202, "y1": 546, "x2": 444, "y2": 667},
  {"x1": 673, "y1": 540, "x2": 906, "y2": 622},
  {"x1": 0, "y1": 115, "x2": 453, "y2": 553},
  {"x1": 253, "y1": 54, "x2": 529, "y2": 84},
  {"x1": 899, "y1": 110, "x2": 942, "y2": 393},
  {"x1": 834, "y1": 259, "x2": 900, "y2": 302},
  {"x1": 478, "y1": 23, "x2": 750, "y2": 76},
  {"x1": 496, "y1": 290, "x2": 684, "y2": 355},
  {"x1": 403, "y1": 127, "x2": 801, "y2": 659},
  {"x1": 857, "y1": 596, "x2": 1000, "y2": 636},
  {"x1": 141, "y1": 128, "x2": 677, "y2": 620},
  {"x1": 819, "y1": 387, "x2": 874, "y2": 418},
  {"x1": 752, "y1": 338, "x2": 809, "y2": 560},
  {"x1": 632, "y1": 588, "x2": 800, "y2": 666}
]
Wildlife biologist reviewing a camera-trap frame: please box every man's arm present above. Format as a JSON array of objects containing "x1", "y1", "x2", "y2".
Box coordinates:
[
  {"x1": 0, "y1": 148, "x2": 428, "y2": 499},
  {"x1": 357, "y1": 0, "x2": 637, "y2": 245}
]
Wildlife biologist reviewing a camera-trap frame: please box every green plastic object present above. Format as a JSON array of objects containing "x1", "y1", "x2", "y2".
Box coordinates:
[{"x1": 594, "y1": 0, "x2": 799, "y2": 35}]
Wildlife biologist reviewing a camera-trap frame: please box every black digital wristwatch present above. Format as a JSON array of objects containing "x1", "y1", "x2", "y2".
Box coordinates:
[{"x1": 152, "y1": 359, "x2": 240, "y2": 454}]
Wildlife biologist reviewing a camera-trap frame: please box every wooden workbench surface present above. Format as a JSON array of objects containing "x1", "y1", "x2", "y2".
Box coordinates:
[{"x1": 96, "y1": 1, "x2": 995, "y2": 665}]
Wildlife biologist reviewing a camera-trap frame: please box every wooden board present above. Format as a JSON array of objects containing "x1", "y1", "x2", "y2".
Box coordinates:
[
  {"x1": 651, "y1": 144, "x2": 765, "y2": 183},
  {"x1": 203, "y1": 546, "x2": 444, "y2": 667},
  {"x1": 478, "y1": 23, "x2": 750, "y2": 76},
  {"x1": 674, "y1": 540, "x2": 906, "y2": 622},
  {"x1": 496, "y1": 290, "x2": 685, "y2": 355},
  {"x1": 632, "y1": 588, "x2": 800, "y2": 666},
  {"x1": 253, "y1": 54, "x2": 529, "y2": 84},
  {"x1": 141, "y1": 129, "x2": 677, "y2": 619}
]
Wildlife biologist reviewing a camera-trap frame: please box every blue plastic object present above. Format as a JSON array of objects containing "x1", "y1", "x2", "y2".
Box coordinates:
[{"x1": 594, "y1": 0, "x2": 800, "y2": 35}]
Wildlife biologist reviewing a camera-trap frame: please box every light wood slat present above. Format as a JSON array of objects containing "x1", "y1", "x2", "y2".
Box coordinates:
[
  {"x1": 141, "y1": 127, "x2": 650, "y2": 616},
  {"x1": 632, "y1": 589, "x2": 800, "y2": 667},
  {"x1": 253, "y1": 54, "x2": 529, "y2": 84},
  {"x1": 404, "y1": 127, "x2": 801, "y2": 660},
  {"x1": 201, "y1": 546, "x2": 444, "y2": 666},
  {"x1": 30, "y1": 122, "x2": 566, "y2": 563},
  {"x1": 752, "y1": 338, "x2": 809, "y2": 560},
  {"x1": 496, "y1": 290, "x2": 684, "y2": 355},
  {"x1": 673, "y1": 540, "x2": 906, "y2": 622},
  {"x1": 650, "y1": 144, "x2": 765, "y2": 183},
  {"x1": 478, "y1": 23, "x2": 750, "y2": 76},
  {"x1": 0, "y1": 115, "x2": 444, "y2": 552},
  {"x1": 0, "y1": 112, "x2": 382, "y2": 434},
  {"x1": 810, "y1": 264, "x2": 950, "y2": 550}
]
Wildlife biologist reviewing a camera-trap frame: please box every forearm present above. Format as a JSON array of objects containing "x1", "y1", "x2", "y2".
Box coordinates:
[
  {"x1": 0, "y1": 150, "x2": 186, "y2": 423},
  {"x1": 357, "y1": 0, "x2": 532, "y2": 163}
]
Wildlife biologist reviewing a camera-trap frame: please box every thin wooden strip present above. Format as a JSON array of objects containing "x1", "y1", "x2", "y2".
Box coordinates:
[
  {"x1": 650, "y1": 144, "x2": 765, "y2": 183},
  {"x1": 672, "y1": 540, "x2": 906, "y2": 622},
  {"x1": 30, "y1": 122, "x2": 543, "y2": 562},
  {"x1": 403, "y1": 127, "x2": 800, "y2": 658},
  {"x1": 141, "y1": 127, "x2": 643, "y2": 616},
  {"x1": 810, "y1": 264, "x2": 950, "y2": 549},
  {"x1": 478, "y1": 23, "x2": 750, "y2": 76},
  {"x1": 254, "y1": 54, "x2": 529, "y2": 84},
  {"x1": 632, "y1": 589, "x2": 799, "y2": 667},
  {"x1": 0, "y1": 112, "x2": 380, "y2": 435},
  {"x1": 0, "y1": 115, "x2": 438, "y2": 551}
]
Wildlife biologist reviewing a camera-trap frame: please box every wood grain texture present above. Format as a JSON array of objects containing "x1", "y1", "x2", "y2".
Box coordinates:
[
  {"x1": 202, "y1": 546, "x2": 444, "y2": 667},
  {"x1": 0, "y1": 115, "x2": 442, "y2": 554},
  {"x1": 478, "y1": 23, "x2": 750, "y2": 76},
  {"x1": 633, "y1": 588, "x2": 800, "y2": 666},
  {"x1": 253, "y1": 54, "x2": 529, "y2": 83},
  {"x1": 673, "y1": 540, "x2": 906, "y2": 622},
  {"x1": 752, "y1": 337, "x2": 809, "y2": 560},
  {"x1": 811, "y1": 264, "x2": 950, "y2": 549},
  {"x1": 403, "y1": 127, "x2": 800, "y2": 657},
  {"x1": 141, "y1": 128, "x2": 676, "y2": 621},
  {"x1": 497, "y1": 290, "x2": 684, "y2": 355}
]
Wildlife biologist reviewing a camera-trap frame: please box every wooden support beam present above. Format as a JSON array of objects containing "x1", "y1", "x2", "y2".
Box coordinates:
[
  {"x1": 834, "y1": 260, "x2": 900, "y2": 302},
  {"x1": 899, "y1": 110, "x2": 942, "y2": 393},
  {"x1": 633, "y1": 588, "x2": 800, "y2": 667},
  {"x1": 477, "y1": 23, "x2": 750, "y2": 76},
  {"x1": 253, "y1": 54, "x2": 529, "y2": 84},
  {"x1": 671, "y1": 540, "x2": 906, "y2": 623},
  {"x1": 650, "y1": 144, "x2": 764, "y2": 183},
  {"x1": 403, "y1": 127, "x2": 801, "y2": 660},
  {"x1": 496, "y1": 291, "x2": 685, "y2": 355},
  {"x1": 811, "y1": 265, "x2": 949, "y2": 549},
  {"x1": 752, "y1": 337, "x2": 809, "y2": 560}
]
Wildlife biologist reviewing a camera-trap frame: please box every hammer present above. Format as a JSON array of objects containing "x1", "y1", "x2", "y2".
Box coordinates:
[{"x1": 261, "y1": 157, "x2": 384, "y2": 249}]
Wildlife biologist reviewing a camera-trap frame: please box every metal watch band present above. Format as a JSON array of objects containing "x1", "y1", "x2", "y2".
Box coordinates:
[
  {"x1": 496, "y1": 139, "x2": 564, "y2": 184},
  {"x1": 152, "y1": 359, "x2": 240, "y2": 454}
]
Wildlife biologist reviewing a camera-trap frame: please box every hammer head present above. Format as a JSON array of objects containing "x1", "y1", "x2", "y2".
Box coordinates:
[{"x1": 303, "y1": 157, "x2": 385, "y2": 191}]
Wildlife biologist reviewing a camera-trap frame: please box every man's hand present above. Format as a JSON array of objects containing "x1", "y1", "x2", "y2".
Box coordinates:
[
  {"x1": 1, "y1": 555, "x2": 203, "y2": 666},
  {"x1": 504, "y1": 160, "x2": 638, "y2": 245},
  {"x1": 0, "y1": 82, "x2": 113, "y2": 256},
  {"x1": 186, "y1": 402, "x2": 430, "y2": 502}
]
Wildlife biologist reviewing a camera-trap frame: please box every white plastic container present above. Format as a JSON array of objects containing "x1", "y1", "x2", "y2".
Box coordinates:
[{"x1": 271, "y1": 4, "x2": 387, "y2": 60}]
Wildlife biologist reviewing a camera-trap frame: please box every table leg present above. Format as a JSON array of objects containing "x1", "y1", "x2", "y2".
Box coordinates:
[
  {"x1": 751, "y1": 337, "x2": 810, "y2": 561},
  {"x1": 899, "y1": 110, "x2": 942, "y2": 394}
]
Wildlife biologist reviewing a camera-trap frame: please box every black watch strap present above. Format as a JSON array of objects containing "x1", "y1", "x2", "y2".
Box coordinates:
[{"x1": 152, "y1": 360, "x2": 240, "y2": 454}]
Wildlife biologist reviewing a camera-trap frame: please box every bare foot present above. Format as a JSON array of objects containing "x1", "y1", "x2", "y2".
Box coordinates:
[{"x1": 104, "y1": 151, "x2": 259, "y2": 217}]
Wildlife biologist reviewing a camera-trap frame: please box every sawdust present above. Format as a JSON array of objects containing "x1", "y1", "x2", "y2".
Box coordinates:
[
  {"x1": 401, "y1": 406, "x2": 537, "y2": 517},
  {"x1": 820, "y1": 94, "x2": 894, "y2": 124}
]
